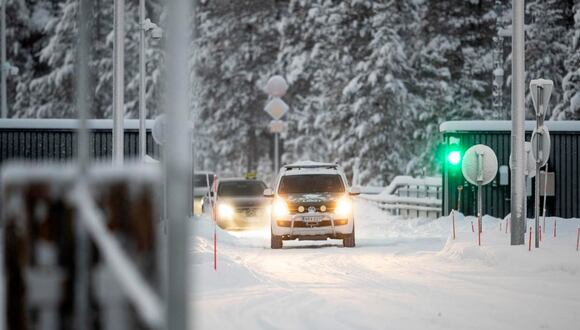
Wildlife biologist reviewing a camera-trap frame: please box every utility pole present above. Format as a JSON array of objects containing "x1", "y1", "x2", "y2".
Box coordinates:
[
  {"x1": 510, "y1": 0, "x2": 526, "y2": 245},
  {"x1": 113, "y1": 0, "x2": 125, "y2": 164},
  {"x1": 1, "y1": 0, "x2": 7, "y2": 118},
  {"x1": 75, "y1": 0, "x2": 91, "y2": 327},
  {"x1": 165, "y1": 0, "x2": 192, "y2": 328}
]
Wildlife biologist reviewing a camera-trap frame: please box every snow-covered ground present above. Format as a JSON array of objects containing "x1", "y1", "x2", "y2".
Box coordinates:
[{"x1": 191, "y1": 200, "x2": 580, "y2": 330}]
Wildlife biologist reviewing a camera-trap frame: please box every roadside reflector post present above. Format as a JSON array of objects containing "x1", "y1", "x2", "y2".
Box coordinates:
[
  {"x1": 576, "y1": 228, "x2": 579, "y2": 251},
  {"x1": 452, "y1": 210, "x2": 456, "y2": 240},
  {"x1": 529, "y1": 226, "x2": 532, "y2": 252},
  {"x1": 554, "y1": 219, "x2": 557, "y2": 238}
]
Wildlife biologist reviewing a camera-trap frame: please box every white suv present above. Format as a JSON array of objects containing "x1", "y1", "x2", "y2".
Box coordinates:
[{"x1": 264, "y1": 161, "x2": 360, "y2": 249}]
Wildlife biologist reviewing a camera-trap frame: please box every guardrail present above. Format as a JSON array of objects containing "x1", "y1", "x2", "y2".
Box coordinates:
[
  {"x1": 359, "y1": 176, "x2": 442, "y2": 219},
  {"x1": 1, "y1": 163, "x2": 164, "y2": 330}
]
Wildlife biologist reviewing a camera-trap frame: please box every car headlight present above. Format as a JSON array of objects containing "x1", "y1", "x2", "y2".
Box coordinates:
[
  {"x1": 273, "y1": 198, "x2": 289, "y2": 218},
  {"x1": 218, "y1": 203, "x2": 234, "y2": 219},
  {"x1": 334, "y1": 196, "x2": 352, "y2": 218}
]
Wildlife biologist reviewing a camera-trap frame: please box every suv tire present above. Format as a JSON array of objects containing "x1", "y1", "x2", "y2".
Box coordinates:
[
  {"x1": 271, "y1": 233, "x2": 283, "y2": 249},
  {"x1": 343, "y1": 228, "x2": 355, "y2": 248}
]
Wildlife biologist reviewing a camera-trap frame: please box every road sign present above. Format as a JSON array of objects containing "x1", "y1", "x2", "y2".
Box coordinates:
[
  {"x1": 462, "y1": 144, "x2": 498, "y2": 186},
  {"x1": 531, "y1": 127, "x2": 550, "y2": 167},
  {"x1": 269, "y1": 120, "x2": 285, "y2": 133},
  {"x1": 530, "y1": 79, "x2": 553, "y2": 118},
  {"x1": 152, "y1": 114, "x2": 166, "y2": 145},
  {"x1": 264, "y1": 97, "x2": 288, "y2": 120},
  {"x1": 264, "y1": 75, "x2": 288, "y2": 97},
  {"x1": 462, "y1": 144, "x2": 498, "y2": 240}
]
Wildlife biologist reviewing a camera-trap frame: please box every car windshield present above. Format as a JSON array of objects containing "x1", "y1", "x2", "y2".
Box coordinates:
[
  {"x1": 218, "y1": 180, "x2": 266, "y2": 197},
  {"x1": 194, "y1": 174, "x2": 214, "y2": 188},
  {"x1": 278, "y1": 174, "x2": 345, "y2": 194}
]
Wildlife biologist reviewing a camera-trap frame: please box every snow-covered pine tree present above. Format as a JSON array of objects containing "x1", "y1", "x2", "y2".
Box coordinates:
[
  {"x1": 526, "y1": 0, "x2": 575, "y2": 118},
  {"x1": 552, "y1": 1, "x2": 580, "y2": 120},
  {"x1": 5, "y1": 0, "x2": 58, "y2": 118},
  {"x1": 28, "y1": 0, "x2": 163, "y2": 118},
  {"x1": 193, "y1": 0, "x2": 282, "y2": 175}
]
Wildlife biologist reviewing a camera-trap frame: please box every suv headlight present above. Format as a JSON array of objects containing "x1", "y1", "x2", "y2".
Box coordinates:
[
  {"x1": 218, "y1": 203, "x2": 234, "y2": 219},
  {"x1": 334, "y1": 196, "x2": 352, "y2": 218},
  {"x1": 273, "y1": 198, "x2": 289, "y2": 218}
]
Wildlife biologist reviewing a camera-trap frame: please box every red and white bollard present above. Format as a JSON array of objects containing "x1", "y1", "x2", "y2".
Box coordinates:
[
  {"x1": 214, "y1": 224, "x2": 217, "y2": 271},
  {"x1": 452, "y1": 210, "x2": 456, "y2": 240},
  {"x1": 529, "y1": 226, "x2": 532, "y2": 252},
  {"x1": 505, "y1": 219, "x2": 509, "y2": 234}
]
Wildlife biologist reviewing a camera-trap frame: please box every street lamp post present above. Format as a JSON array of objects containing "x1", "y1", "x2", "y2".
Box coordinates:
[
  {"x1": 139, "y1": 0, "x2": 146, "y2": 160},
  {"x1": 138, "y1": 1, "x2": 163, "y2": 161},
  {"x1": 113, "y1": 0, "x2": 125, "y2": 164},
  {"x1": 1, "y1": 0, "x2": 7, "y2": 118}
]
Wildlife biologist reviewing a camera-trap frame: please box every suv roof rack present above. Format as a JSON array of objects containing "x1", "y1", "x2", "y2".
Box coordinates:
[{"x1": 282, "y1": 161, "x2": 338, "y2": 170}]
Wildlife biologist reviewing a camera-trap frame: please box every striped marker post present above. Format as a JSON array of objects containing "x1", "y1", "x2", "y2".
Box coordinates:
[{"x1": 529, "y1": 226, "x2": 532, "y2": 252}]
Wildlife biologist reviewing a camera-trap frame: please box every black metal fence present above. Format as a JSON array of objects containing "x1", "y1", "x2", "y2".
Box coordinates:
[
  {"x1": 0, "y1": 119, "x2": 160, "y2": 165},
  {"x1": 441, "y1": 121, "x2": 580, "y2": 219}
]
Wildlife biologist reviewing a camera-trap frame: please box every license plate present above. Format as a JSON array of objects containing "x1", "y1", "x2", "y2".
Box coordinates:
[
  {"x1": 303, "y1": 216, "x2": 322, "y2": 222},
  {"x1": 246, "y1": 209, "x2": 257, "y2": 216}
]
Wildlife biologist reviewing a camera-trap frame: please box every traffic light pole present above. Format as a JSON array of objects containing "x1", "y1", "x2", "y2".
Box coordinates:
[{"x1": 510, "y1": 0, "x2": 526, "y2": 245}]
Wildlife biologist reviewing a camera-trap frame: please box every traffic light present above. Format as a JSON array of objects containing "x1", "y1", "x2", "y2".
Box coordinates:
[
  {"x1": 446, "y1": 137, "x2": 462, "y2": 171},
  {"x1": 448, "y1": 150, "x2": 461, "y2": 166}
]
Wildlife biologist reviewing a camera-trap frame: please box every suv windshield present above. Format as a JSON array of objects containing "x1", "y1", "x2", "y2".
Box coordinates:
[
  {"x1": 218, "y1": 180, "x2": 266, "y2": 197},
  {"x1": 278, "y1": 174, "x2": 345, "y2": 194},
  {"x1": 194, "y1": 174, "x2": 214, "y2": 188}
]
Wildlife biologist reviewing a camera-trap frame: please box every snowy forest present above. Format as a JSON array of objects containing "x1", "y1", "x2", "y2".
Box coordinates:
[{"x1": 3, "y1": 0, "x2": 580, "y2": 185}]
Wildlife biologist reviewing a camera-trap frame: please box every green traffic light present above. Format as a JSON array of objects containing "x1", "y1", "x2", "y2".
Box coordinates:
[{"x1": 448, "y1": 151, "x2": 461, "y2": 165}]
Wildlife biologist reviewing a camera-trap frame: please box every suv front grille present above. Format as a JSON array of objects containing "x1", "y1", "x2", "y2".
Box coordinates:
[{"x1": 287, "y1": 204, "x2": 335, "y2": 214}]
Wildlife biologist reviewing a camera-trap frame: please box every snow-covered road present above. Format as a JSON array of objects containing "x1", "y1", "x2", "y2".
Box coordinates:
[{"x1": 191, "y1": 200, "x2": 580, "y2": 330}]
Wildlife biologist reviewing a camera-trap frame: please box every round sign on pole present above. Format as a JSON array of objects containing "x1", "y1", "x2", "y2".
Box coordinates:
[
  {"x1": 269, "y1": 120, "x2": 285, "y2": 134},
  {"x1": 531, "y1": 127, "x2": 550, "y2": 167},
  {"x1": 152, "y1": 114, "x2": 166, "y2": 145},
  {"x1": 462, "y1": 144, "x2": 498, "y2": 186},
  {"x1": 264, "y1": 97, "x2": 289, "y2": 120},
  {"x1": 264, "y1": 75, "x2": 288, "y2": 97}
]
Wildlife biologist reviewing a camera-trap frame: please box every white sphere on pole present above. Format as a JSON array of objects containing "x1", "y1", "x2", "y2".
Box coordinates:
[{"x1": 265, "y1": 75, "x2": 288, "y2": 97}]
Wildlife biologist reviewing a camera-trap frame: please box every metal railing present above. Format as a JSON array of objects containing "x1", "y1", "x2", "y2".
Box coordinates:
[{"x1": 359, "y1": 176, "x2": 442, "y2": 219}]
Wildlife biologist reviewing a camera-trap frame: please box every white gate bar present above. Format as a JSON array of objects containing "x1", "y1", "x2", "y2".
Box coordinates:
[{"x1": 69, "y1": 184, "x2": 164, "y2": 329}]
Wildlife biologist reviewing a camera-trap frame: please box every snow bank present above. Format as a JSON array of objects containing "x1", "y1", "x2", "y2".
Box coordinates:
[{"x1": 438, "y1": 215, "x2": 580, "y2": 272}]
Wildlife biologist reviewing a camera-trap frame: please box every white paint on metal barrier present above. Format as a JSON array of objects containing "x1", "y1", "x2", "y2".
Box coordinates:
[{"x1": 69, "y1": 184, "x2": 164, "y2": 329}]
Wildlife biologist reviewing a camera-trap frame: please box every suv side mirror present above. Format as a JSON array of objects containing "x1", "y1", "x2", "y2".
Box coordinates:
[
  {"x1": 349, "y1": 186, "x2": 361, "y2": 196},
  {"x1": 263, "y1": 188, "x2": 274, "y2": 198}
]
